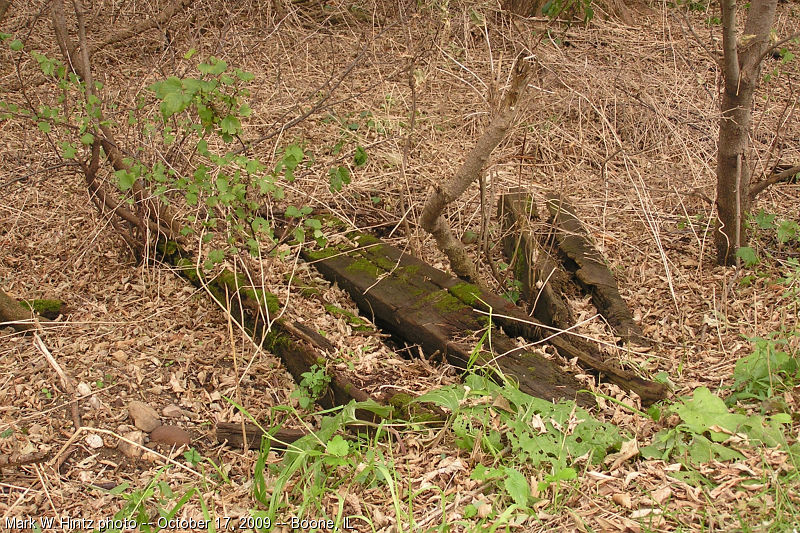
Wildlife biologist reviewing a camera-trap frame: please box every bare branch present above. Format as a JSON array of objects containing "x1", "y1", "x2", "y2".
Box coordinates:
[
  {"x1": 420, "y1": 58, "x2": 531, "y2": 281},
  {"x1": 89, "y1": 0, "x2": 196, "y2": 56},
  {"x1": 750, "y1": 164, "x2": 800, "y2": 198},
  {"x1": 760, "y1": 30, "x2": 800, "y2": 63},
  {"x1": 677, "y1": 11, "x2": 721, "y2": 67}
]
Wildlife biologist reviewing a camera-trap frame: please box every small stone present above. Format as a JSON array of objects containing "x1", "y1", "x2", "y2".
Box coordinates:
[
  {"x1": 128, "y1": 401, "x2": 161, "y2": 432},
  {"x1": 85, "y1": 434, "x2": 104, "y2": 449},
  {"x1": 162, "y1": 404, "x2": 183, "y2": 418},
  {"x1": 76, "y1": 382, "x2": 92, "y2": 396},
  {"x1": 111, "y1": 350, "x2": 128, "y2": 363},
  {"x1": 149, "y1": 425, "x2": 191, "y2": 447},
  {"x1": 118, "y1": 430, "x2": 145, "y2": 458}
]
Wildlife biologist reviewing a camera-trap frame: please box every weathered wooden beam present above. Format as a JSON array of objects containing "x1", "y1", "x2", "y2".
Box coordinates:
[
  {"x1": 0, "y1": 288, "x2": 54, "y2": 332},
  {"x1": 544, "y1": 193, "x2": 647, "y2": 345},
  {"x1": 498, "y1": 191, "x2": 574, "y2": 330},
  {"x1": 216, "y1": 423, "x2": 306, "y2": 451},
  {"x1": 302, "y1": 233, "x2": 593, "y2": 407},
  {"x1": 361, "y1": 232, "x2": 666, "y2": 405}
]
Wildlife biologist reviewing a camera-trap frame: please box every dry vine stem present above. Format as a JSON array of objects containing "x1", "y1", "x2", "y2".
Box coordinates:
[{"x1": 420, "y1": 58, "x2": 531, "y2": 281}]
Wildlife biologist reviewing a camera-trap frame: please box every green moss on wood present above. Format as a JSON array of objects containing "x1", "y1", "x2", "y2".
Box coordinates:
[
  {"x1": 416, "y1": 291, "x2": 467, "y2": 314},
  {"x1": 355, "y1": 234, "x2": 381, "y2": 247},
  {"x1": 386, "y1": 393, "x2": 441, "y2": 423},
  {"x1": 175, "y1": 258, "x2": 200, "y2": 282},
  {"x1": 304, "y1": 247, "x2": 341, "y2": 261},
  {"x1": 21, "y1": 299, "x2": 64, "y2": 319},
  {"x1": 388, "y1": 392, "x2": 414, "y2": 408},
  {"x1": 217, "y1": 270, "x2": 247, "y2": 290},
  {"x1": 262, "y1": 328, "x2": 293, "y2": 354},
  {"x1": 243, "y1": 287, "x2": 280, "y2": 314},
  {"x1": 345, "y1": 257, "x2": 382, "y2": 277},
  {"x1": 448, "y1": 282, "x2": 482, "y2": 306}
]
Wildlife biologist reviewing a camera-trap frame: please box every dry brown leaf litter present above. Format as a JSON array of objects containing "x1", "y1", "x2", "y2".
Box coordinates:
[{"x1": 1, "y1": 0, "x2": 799, "y2": 531}]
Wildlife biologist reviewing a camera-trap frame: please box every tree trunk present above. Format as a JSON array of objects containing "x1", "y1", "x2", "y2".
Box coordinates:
[
  {"x1": 715, "y1": 0, "x2": 778, "y2": 265},
  {"x1": 0, "y1": 0, "x2": 11, "y2": 24}
]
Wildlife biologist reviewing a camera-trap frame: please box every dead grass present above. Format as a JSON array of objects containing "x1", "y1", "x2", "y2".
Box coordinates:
[{"x1": 0, "y1": 0, "x2": 798, "y2": 531}]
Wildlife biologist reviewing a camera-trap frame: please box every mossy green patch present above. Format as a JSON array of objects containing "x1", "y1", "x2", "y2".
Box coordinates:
[
  {"x1": 262, "y1": 328, "x2": 293, "y2": 354},
  {"x1": 243, "y1": 287, "x2": 280, "y2": 315},
  {"x1": 416, "y1": 290, "x2": 466, "y2": 314},
  {"x1": 175, "y1": 258, "x2": 200, "y2": 282},
  {"x1": 218, "y1": 269, "x2": 247, "y2": 290},
  {"x1": 388, "y1": 392, "x2": 414, "y2": 408},
  {"x1": 355, "y1": 234, "x2": 380, "y2": 247},
  {"x1": 402, "y1": 264, "x2": 420, "y2": 276},
  {"x1": 358, "y1": 248, "x2": 397, "y2": 271},
  {"x1": 448, "y1": 282, "x2": 482, "y2": 306},
  {"x1": 392, "y1": 263, "x2": 420, "y2": 285},
  {"x1": 387, "y1": 392, "x2": 441, "y2": 423},
  {"x1": 345, "y1": 257, "x2": 382, "y2": 277},
  {"x1": 21, "y1": 299, "x2": 64, "y2": 319},
  {"x1": 300, "y1": 286, "x2": 321, "y2": 298},
  {"x1": 304, "y1": 246, "x2": 342, "y2": 261}
]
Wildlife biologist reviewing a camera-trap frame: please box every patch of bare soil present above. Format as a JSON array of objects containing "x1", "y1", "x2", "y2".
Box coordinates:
[{"x1": 1, "y1": 0, "x2": 798, "y2": 531}]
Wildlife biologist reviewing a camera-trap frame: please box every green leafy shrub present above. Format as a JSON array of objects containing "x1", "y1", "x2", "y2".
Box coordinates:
[
  {"x1": 414, "y1": 374, "x2": 624, "y2": 469},
  {"x1": 727, "y1": 335, "x2": 799, "y2": 406},
  {"x1": 641, "y1": 387, "x2": 792, "y2": 472}
]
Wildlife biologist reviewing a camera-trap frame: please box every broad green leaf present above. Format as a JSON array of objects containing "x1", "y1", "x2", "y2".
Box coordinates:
[
  {"x1": 328, "y1": 165, "x2": 351, "y2": 192},
  {"x1": 777, "y1": 220, "x2": 799, "y2": 243},
  {"x1": 220, "y1": 115, "x2": 241, "y2": 135},
  {"x1": 354, "y1": 145, "x2": 368, "y2": 166},
  {"x1": 552, "y1": 467, "x2": 577, "y2": 481},
  {"x1": 413, "y1": 385, "x2": 464, "y2": 412},
  {"x1": 114, "y1": 169, "x2": 136, "y2": 191},
  {"x1": 161, "y1": 90, "x2": 189, "y2": 118},
  {"x1": 61, "y1": 142, "x2": 77, "y2": 159},
  {"x1": 285, "y1": 205, "x2": 302, "y2": 218},
  {"x1": 753, "y1": 209, "x2": 776, "y2": 230},
  {"x1": 735, "y1": 247, "x2": 759, "y2": 267},
  {"x1": 503, "y1": 467, "x2": 529, "y2": 506},
  {"x1": 326, "y1": 435, "x2": 349, "y2": 457},
  {"x1": 674, "y1": 387, "x2": 747, "y2": 442},
  {"x1": 235, "y1": 69, "x2": 254, "y2": 82},
  {"x1": 207, "y1": 249, "x2": 225, "y2": 265}
]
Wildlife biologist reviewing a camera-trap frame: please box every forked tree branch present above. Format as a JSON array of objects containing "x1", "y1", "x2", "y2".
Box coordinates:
[{"x1": 420, "y1": 58, "x2": 531, "y2": 281}]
